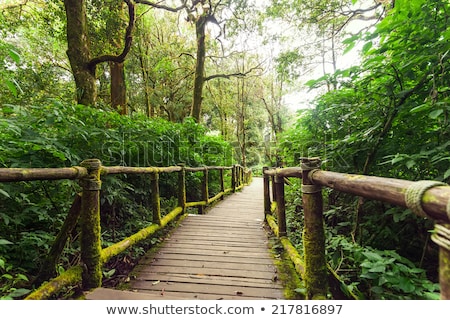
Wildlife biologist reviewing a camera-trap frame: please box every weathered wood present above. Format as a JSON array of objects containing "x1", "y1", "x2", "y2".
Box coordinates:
[
  {"x1": 274, "y1": 174, "x2": 287, "y2": 237},
  {"x1": 310, "y1": 170, "x2": 450, "y2": 223},
  {"x1": 103, "y1": 165, "x2": 181, "y2": 175},
  {"x1": 178, "y1": 164, "x2": 186, "y2": 213},
  {"x1": 264, "y1": 167, "x2": 302, "y2": 178},
  {"x1": 25, "y1": 266, "x2": 83, "y2": 300},
  {"x1": 198, "y1": 168, "x2": 209, "y2": 214},
  {"x1": 263, "y1": 167, "x2": 271, "y2": 217},
  {"x1": 0, "y1": 166, "x2": 88, "y2": 182},
  {"x1": 34, "y1": 193, "x2": 82, "y2": 286},
  {"x1": 150, "y1": 173, "x2": 161, "y2": 225},
  {"x1": 301, "y1": 158, "x2": 327, "y2": 299},
  {"x1": 219, "y1": 167, "x2": 225, "y2": 200},
  {"x1": 101, "y1": 207, "x2": 183, "y2": 264},
  {"x1": 79, "y1": 159, "x2": 102, "y2": 290},
  {"x1": 87, "y1": 178, "x2": 284, "y2": 300}
]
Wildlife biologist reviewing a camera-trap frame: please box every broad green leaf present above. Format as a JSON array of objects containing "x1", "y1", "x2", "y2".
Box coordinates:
[
  {"x1": 0, "y1": 189, "x2": 10, "y2": 198},
  {"x1": 444, "y1": 168, "x2": 450, "y2": 180},
  {"x1": 5, "y1": 80, "x2": 18, "y2": 97},
  {"x1": 0, "y1": 239, "x2": 13, "y2": 245},
  {"x1": 368, "y1": 264, "x2": 386, "y2": 273},
  {"x1": 8, "y1": 288, "x2": 31, "y2": 298},
  {"x1": 0, "y1": 258, "x2": 5, "y2": 269},
  {"x1": 8, "y1": 49, "x2": 21, "y2": 64},
  {"x1": 362, "y1": 251, "x2": 383, "y2": 261},
  {"x1": 428, "y1": 109, "x2": 443, "y2": 119},
  {"x1": 410, "y1": 103, "x2": 432, "y2": 113},
  {"x1": 362, "y1": 41, "x2": 373, "y2": 54}
]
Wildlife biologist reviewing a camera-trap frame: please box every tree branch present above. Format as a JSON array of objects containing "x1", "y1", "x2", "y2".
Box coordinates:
[
  {"x1": 135, "y1": 0, "x2": 188, "y2": 12},
  {"x1": 204, "y1": 65, "x2": 263, "y2": 81},
  {"x1": 87, "y1": 0, "x2": 135, "y2": 70}
]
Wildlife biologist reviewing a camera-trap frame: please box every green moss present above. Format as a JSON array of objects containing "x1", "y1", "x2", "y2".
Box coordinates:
[
  {"x1": 267, "y1": 232, "x2": 305, "y2": 299},
  {"x1": 25, "y1": 266, "x2": 83, "y2": 300}
]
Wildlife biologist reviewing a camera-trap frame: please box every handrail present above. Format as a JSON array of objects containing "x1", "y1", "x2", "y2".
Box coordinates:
[
  {"x1": 263, "y1": 158, "x2": 450, "y2": 300},
  {"x1": 0, "y1": 160, "x2": 251, "y2": 299}
]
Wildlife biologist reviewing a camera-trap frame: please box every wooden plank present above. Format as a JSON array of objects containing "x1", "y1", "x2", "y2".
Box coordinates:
[
  {"x1": 155, "y1": 247, "x2": 273, "y2": 259},
  {"x1": 134, "y1": 265, "x2": 277, "y2": 279},
  {"x1": 87, "y1": 178, "x2": 285, "y2": 300},
  {"x1": 145, "y1": 258, "x2": 276, "y2": 272},
  {"x1": 139, "y1": 253, "x2": 272, "y2": 265},
  {"x1": 86, "y1": 287, "x2": 268, "y2": 300},
  {"x1": 133, "y1": 272, "x2": 281, "y2": 287},
  {"x1": 131, "y1": 280, "x2": 283, "y2": 299}
]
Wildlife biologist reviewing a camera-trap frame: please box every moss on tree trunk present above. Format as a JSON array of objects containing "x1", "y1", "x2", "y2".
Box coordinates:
[{"x1": 63, "y1": 0, "x2": 97, "y2": 106}]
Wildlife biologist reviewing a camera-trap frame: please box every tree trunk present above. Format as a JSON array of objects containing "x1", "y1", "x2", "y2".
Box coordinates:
[
  {"x1": 108, "y1": 1, "x2": 128, "y2": 115},
  {"x1": 190, "y1": 14, "x2": 207, "y2": 122},
  {"x1": 110, "y1": 61, "x2": 127, "y2": 115},
  {"x1": 63, "y1": 0, "x2": 97, "y2": 106}
]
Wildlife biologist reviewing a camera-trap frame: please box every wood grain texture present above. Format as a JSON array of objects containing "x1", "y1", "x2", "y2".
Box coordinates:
[{"x1": 86, "y1": 178, "x2": 285, "y2": 300}]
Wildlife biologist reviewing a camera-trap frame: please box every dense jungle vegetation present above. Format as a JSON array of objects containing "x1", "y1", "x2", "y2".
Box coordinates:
[{"x1": 0, "y1": 0, "x2": 449, "y2": 299}]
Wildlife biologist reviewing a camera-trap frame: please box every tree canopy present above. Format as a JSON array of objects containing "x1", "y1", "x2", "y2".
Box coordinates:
[{"x1": 1, "y1": 0, "x2": 449, "y2": 300}]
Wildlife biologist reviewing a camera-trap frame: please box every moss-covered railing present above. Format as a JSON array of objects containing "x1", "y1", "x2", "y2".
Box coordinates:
[
  {"x1": 0, "y1": 160, "x2": 251, "y2": 299},
  {"x1": 263, "y1": 157, "x2": 450, "y2": 300}
]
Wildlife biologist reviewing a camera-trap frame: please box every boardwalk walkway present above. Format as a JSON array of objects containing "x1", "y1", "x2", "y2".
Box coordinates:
[{"x1": 87, "y1": 177, "x2": 285, "y2": 300}]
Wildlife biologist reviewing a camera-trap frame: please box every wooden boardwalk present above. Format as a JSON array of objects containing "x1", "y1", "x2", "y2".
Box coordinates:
[{"x1": 87, "y1": 177, "x2": 284, "y2": 300}]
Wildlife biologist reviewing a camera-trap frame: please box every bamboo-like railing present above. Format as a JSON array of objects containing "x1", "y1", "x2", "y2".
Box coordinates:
[
  {"x1": 0, "y1": 160, "x2": 251, "y2": 299},
  {"x1": 263, "y1": 157, "x2": 450, "y2": 300}
]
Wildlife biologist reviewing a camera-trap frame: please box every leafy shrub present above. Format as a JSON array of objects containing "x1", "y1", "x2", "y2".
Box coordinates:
[{"x1": 0, "y1": 101, "x2": 234, "y2": 297}]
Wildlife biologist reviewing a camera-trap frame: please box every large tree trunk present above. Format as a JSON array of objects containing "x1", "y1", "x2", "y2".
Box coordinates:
[
  {"x1": 64, "y1": 0, "x2": 97, "y2": 106},
  {"x1": 108, "y1": 1, "x2": 128, "y2": 115},
  {"x1": 110, "y1": 61, "x2": 127, "y2": 115},
  {"x1": 190, "y1": 14, "x2": 207, "y2": 122}
]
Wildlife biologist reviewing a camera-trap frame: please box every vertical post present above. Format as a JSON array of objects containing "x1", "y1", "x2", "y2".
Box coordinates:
[
  {"x1": 178, "y1": 164, "x2": 186, "y2": 213},
  {"x1": 432, "y1": 224, "x2": 450, "y2": 299},
  {"x1": 271, "y1": 175, "x2": 277, "y2": 202},
  {"x1": 79, "y1": 159, "x2": 102, "y2": 290},
  {"x1": 301, "y1": 157, "x2": 327, "y2": 299},
  {"x1": 263, "y1": 167, "x2": 271, "y2": 219},
  {"x1": 150, "y1": 172, "x2": 161, "y2": 225},
  {"x1": 231, "y1": 165, "x2": 237, "y2": 193},
  {"x1": 219, "y1": 167, "x2": 225, "y2": 200},
  {"x1": 199, "y1": 168, "x2": 209, "y2": 214},
  {"x1": 274, "y1": 172, "x2": 287, "y2": 237}
]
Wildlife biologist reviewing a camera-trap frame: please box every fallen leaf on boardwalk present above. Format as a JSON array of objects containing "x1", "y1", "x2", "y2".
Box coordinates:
[
  {"x1": 152, "y1": 280, "x2": 160, "y2": 285},
  {"x1": 235, "y1": 291, "x2": 243, "y2": 295},
  {"x1": 161, "y1": 288, "x2": 165, "y2": 296}
]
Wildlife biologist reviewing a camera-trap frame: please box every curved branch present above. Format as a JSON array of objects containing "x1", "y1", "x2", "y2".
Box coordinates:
[
  {"x1": 135, "y1": 0, "x2": 188, "y2": 12},
  {"x1": 87, "y1": 0, "x2": 135, "y2": 70},
  {"x1": 204, "y1": 65, "x2": 263, "y2": 81}
]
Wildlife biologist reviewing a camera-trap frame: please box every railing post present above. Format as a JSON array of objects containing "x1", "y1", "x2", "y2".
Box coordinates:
[
  {"x1": 199, "y1": 167, "x2": 209, "y2": 214},
  {"x1": 178, "y1": 164, "x2": 186, "y2": 213},
  {"x1": 301, "y1": 157, "x2": 327, "y2": 299},
  {"x1": 431, "y1": 224, "x2": 450, "y2": 299},
  {"x1": 263, "y1": 167, "x2": 271, "y2": 219},
  {"x1": 79, "y1": 159, "x2": 102, "y2": 290},
  {"x1": 219, "y1": 167, "x2": 225, "y2": 200},
  {"x1": 231, "y1": 165, "x2": 237, "y2": 193},
  {"x1": 271, "y1": 174, "x2": 277, "y2": 202},
  {"x1": 274, "y1": 172, "x2": 287, "y2": 237},
  {"x1": 150, "y1": 172, "x2": 161, "y2": 225}
]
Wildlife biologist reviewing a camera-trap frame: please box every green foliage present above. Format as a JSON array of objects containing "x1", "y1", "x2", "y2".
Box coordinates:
[
  {"x1": 0, "y1": 101, "x2": 233, "y2": 298},
  {"x1": 279, "y1": 0, "x2": 447, "y2": 299}
]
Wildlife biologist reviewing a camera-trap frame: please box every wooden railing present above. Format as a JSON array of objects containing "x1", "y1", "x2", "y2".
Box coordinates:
[
  {"x1": 263, "y1": 157, "x2": 450, "y2": 300},
  {"x1": 0, "y1": 159, "x2": 251, "y2": 299}
]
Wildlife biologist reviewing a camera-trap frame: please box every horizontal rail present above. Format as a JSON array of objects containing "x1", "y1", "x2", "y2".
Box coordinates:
[
  {"x1": 0, "y1": 159, "x2": 251, "y2": 299},
  {"x1": 0, "y1": 166, "x2": 88, "y2": 182},
  {"x1": 263, "y1": 158, "x2": 450, "y2": 300},
  {"x1": 0, "y1": 164, "x2": 244, "y2": 182},
  {"x1": 310, "y1": 170, "x2": 450, "y2": 223}
]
